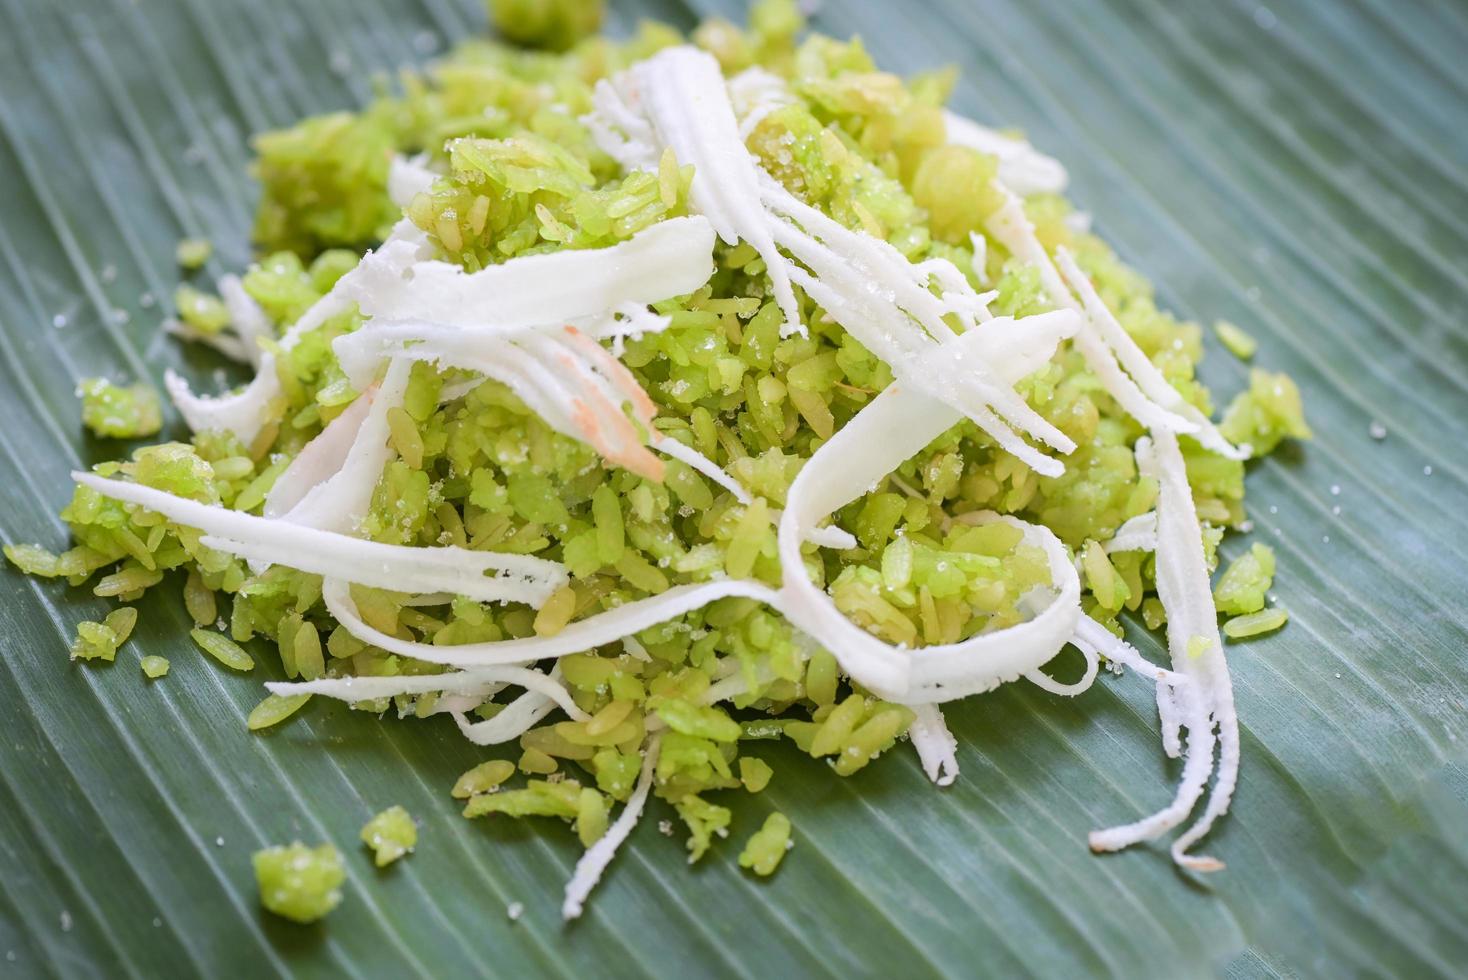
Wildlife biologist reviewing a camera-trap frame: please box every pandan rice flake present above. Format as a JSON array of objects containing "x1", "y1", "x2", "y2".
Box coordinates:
[
  {"x1": 253, "y1": 842, "x2": 346, "y2": 924},
  {"x1": 77, "y1": 379, "x2": 163, "y2": 439},
  {"x1": 361, "y1": 805, "x2": 419, "y2": 866},
  {"x1": 17, "y1": 0, "x2": 1313, "y2": 921}
]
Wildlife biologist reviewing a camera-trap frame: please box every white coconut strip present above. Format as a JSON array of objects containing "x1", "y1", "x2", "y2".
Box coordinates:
[
  {"x1": 763, "y1": 181, "x2": 981, "y2": 343},
  {"x1": 1054, "y1": 247, "x2": 1246, "y2": 460},
  {"x1": 700, "y1": 672, "x2": 750, "y2": 707},
  {"x1": 1072, "y1": 615, "x2": 1187, "y2": 688},
  {"x1": 968, "y1": 231, "x2": 989, "y2": 286},
  {"x1": 263, "y1": 385, "x2": 377, "y2": 518},
  {"x1": 352, "y1": 215, "x2": 716, "y2": 330},
  {"x1": 452, "y1": 682, "x2": 562, "y2": 745},
  {"x1": 334, "y1": 327, "x2": 575, "y2": 434},
  {"x1": 785, "y1": 262, "x2": 1065, "y2": 480},
  {"x1": 165, "y1": 221, "x2": 429, "y2": 443},
  {"x1": 764, "y1": 195, "x2": 970, "y2": 343},
  {"x1": 324, "y1": 577, "x2": 781, "y2": 669},
  {"x1": 909, "y1": 704, "x2": 960, "y2": 787},
  {"x1": 653, "y1": 436, "x2": 751, "y2": 503},
  {"x1": 774, "y1": 318, "x2": 1084, "y2": 703},
  {"x1": 415, "y1": 330, "x2": 665, "y2": 481},
  {"x1": 592, "y1": 52, "x2": 1070, "y2": 471},
  {"x1": 589, "y1": 48, "x2": 801, "y2": 335},
  {"x1": 164, "y1": 364, "x2": 281, "y2": 443},
  {"x1": 268, "y1": 671, "x2": 511, "y2": 702},
  {"x1": 524, "y1": 329, "x2": 665, "y2": 480},
  {"x1": 1088, "y1": 432, "x2": 1231, "y2": 870},
  {"x1": 562, "y1": 733, "x2": 662, "y2": 921},
  {"x1": 983, "y1": 190, "x2": 1200, "y2": 441},
  {"x1": 1105, "y1": 511, "x2": 1159, "y2": 554},
  {"x1": 270, "y1": 661, "x2": 586, "y2": 724},
  {"x1": 1150, "y1": 434, "x2": 1238, "y2": 871},
  {"x1": 801, "y1": 524, "x2": 856, "y2": 551},
  {"x1": 342, "y1": 320, "x2": 726, "y2": 487},
  {"x1": 388, "y1": 154, "x2": 438, "y2": 208},
  {"x1": 1025, "y1": 636, "x2": 1099, "y2": 696},
  {"x1": 334, "y1": 305, "x2": 673, "y2": 390},
  {"x1": 604, "y1": 302, "x2": 672, "y2": 356},
  {"x1": 163, "y1": 320, "x2": 255, "y2": 364},
  {"x1": 584, "y1": 71, "x2": 659, "y2": 171},
  {"x1": 199, "y1": 532, "x2": 560, "y2": 606},
  {"x1": 431, "y1": 693, "x2": 496, "y2": 718},
  {"x1": 438, "y1": 378, "x2": 481, "y2": 403},
  {"x1": 1089, "y1": 689, "x2": 1215, "y2": 857},
  {"x1": 218, "y1": 274, "x2": 271, "y2": 369},
  {"x1": 728, "y1": 66, "x2": 795, "y2": 139},
  {"x1": 553, "y1": 327, "x2": 658, "y2": 426},
  {"x1": 358, "y1": 331, "x2": 596, "y2": 458},
  {"x1": 942, "y1": 110, "x2": 1068, "y2": 197},
  {"x1": 277, "y1": 359, "x2": 413, "y2": 532},
  {"x1": 72, "y1": 471, "x2": 565, "y2": 604},
  {"x1": 775, "y1": 312, "x2": 1073, "y2": 551},
  {"x1": 1156, "y1": 684, "x2": 1184, "y2": 760},
  {"x1": 764, "y1": 182, "x2": 1076, "y2": 472}
]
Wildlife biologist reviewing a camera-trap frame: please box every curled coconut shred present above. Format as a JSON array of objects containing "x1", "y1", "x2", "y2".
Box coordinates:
[
  {"x1": 83, "y1": 46, "x2": 1250, "y2": 915},
  {"x1": 977, "y1": 166, "x2": 1244, "y2": 868}
]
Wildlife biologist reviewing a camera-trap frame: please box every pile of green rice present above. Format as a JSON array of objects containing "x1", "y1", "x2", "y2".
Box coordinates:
[{"x1": 7, "y1": 0, "x2": 1308, "y2": 916}]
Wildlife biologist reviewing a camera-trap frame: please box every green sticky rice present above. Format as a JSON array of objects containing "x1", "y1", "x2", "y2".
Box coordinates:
[
  {"x1": 1213, "y1": 320, "x2": 1257, "y2": 360},
  {"x1": 361, "y1": 806, "x2": 418, "y2": 866},
  {"x1": 17, "y1": 0, "x2": 1310, "y2": 885},
  {"x1": 247, "y1": 692, "x2": 313, "y2": 730},
  {"x1": 191, "y1": 628, "x2": 256, "y2": 672},
  {"x1": 738, "y1": 811, "x2": 791, "y2": 876},
  {"x1": 489, "y1": 0, "x2": 604, "y2": 53},
  {"x1": 453, "y1": 759, "x2": 516, "y2": 798},
  {"x1": 175, "y1": 237, "x2": 214, "y2": 270},
  {"x1": 69, "y1": 607, "x2": 137, "y2": 663},
  {"x1": 78, "y1": 379, "x2": 162, "y2": 439},
  {"x1": 1214, "y1": 543, "x2": 1276, "y2": 616},
  {"x1": 253, "y1": 842, "x2": 345, "y2": 924},
  {"x1": 1224, "y1": 607, "x2": 1289, "y2": 639}
]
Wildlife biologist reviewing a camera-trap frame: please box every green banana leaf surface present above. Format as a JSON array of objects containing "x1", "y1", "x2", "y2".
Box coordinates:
[{"x1": 0, "y1": 0, "x2": 1465, "y2": 976}]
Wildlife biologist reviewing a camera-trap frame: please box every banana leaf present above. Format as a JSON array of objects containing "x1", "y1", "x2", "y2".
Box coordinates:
[{"x1": 0, "y1": 0, "x2": 1464, "y2": 975}]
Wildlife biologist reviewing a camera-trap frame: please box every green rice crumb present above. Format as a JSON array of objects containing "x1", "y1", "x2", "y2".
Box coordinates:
[
  {"x1": 191, "y1": 628, "x2": 256, "y2": 672},
  {"x1": 69, "y1": 607, "x2": 136, "y2": 663},
  {"x1": 462, "y1": 778, "x2": 609, "y2": 849},
  {"x1": 489, "y1": 0, "x2": 603, "y2": 52},
  {"x1": 452, "y1": 759, "x2": 516, "y2": 798},
  {"x1": 738, "y1": 756, "x2": 773, "y2": 793},
  {"x1": 1223, "y1": 607, "x2": 1289, "y2": 639},
  {"x1": 1214, "y1": 543, "x2": 1276, "y2": 616},
  {"x1": 173, "y1": 285, "x2": 231, "y2": 334},
  {"x1": 1213, "y1": 320, "x2": 1257, "y2": 360},
  {"x1": 361, "y1": 805, "x2": 418, "y2": 867},
  {"x1": 738, "y1": 811, "x2": 792, "y2": 876},
  {"x1": 252, "y1": 842, "x2": 345, "y2": 924},
  {"x1": 1220, "y1": 370, "x2": 1311, "y2": 455},
  {"x1": 3, "y1": 543, "x2": 61, "y2": 577},
  {"x1": 140, "y1": 655, "x2": 170, "y2": 679},
  {"x1": 247, "y1": 693, "x2": 313, "y2": 731},
  {"x1": 175, "y1": 237, "x2": 213, "y2": 269},
  {"x1": 77, "y1": 379, "x2": 162, "y2": 439},
  {"x1": 675, "y1": 794, "x2": 731, "y2": 863}
]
